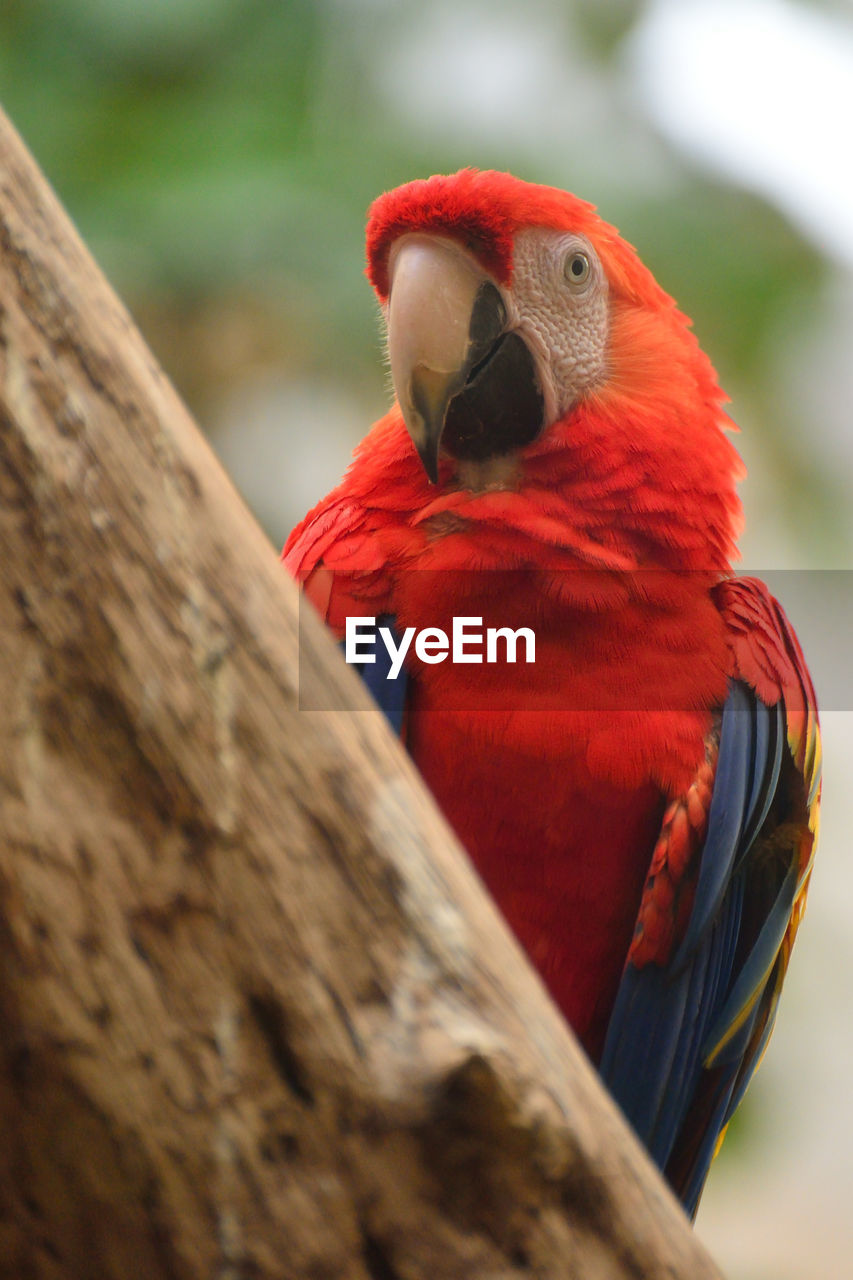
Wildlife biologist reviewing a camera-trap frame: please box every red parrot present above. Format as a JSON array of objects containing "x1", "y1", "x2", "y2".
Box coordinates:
[{"x1": 284, "y1": 169, "x2": 820, "y2": 1216}]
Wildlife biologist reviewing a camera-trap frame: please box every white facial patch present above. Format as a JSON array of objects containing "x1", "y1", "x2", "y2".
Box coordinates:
[{"x1": 506, "y1": 228, "x2": 609, "y2": 423}]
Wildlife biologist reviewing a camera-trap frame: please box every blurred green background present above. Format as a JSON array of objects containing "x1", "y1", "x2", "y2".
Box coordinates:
[{"x1": 2, "y1": 2, "x2": 851, "y2": 1276}]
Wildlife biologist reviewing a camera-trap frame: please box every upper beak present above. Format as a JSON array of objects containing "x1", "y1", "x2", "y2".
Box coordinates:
[{"x1": 387, "y1": 235, "x2": 506, "y2": 483}]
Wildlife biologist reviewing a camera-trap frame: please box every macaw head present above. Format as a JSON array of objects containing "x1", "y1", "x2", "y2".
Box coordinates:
[{"x1": 365, "y1": 169, "x2": 743, "y2": 569}]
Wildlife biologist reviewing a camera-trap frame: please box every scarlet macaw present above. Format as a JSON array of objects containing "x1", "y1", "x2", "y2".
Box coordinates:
[{"x1": 284, "y1": 170, "x2": 820, "y2": 1216}]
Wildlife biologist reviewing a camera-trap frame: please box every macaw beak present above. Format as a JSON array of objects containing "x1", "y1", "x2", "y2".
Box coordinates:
[{"x1": 386, "y1": 235, "x2": 543, "y2": 484}]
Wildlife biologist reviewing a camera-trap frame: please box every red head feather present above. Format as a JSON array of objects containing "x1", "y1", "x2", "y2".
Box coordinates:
[{"x1": 367, "y1": 168, "x2": 666, "y2": 309}]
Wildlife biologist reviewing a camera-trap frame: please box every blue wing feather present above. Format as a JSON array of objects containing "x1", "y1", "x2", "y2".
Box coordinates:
[
  {"x1": 737, "y1": 698, "x2": 785, "y2": 867},
  {"x1": 671, "y1": 681, "x2": 752, "y2": 971},
  {"x1": 600, "y1": 677, "x2": 811, "y2": 1217},
  {"x1": 600, "y1": 965, "x2": 692, "y2": 1148},
  {"x1": 702, "y1": 856, "x2": 799, "y2": 1066}
]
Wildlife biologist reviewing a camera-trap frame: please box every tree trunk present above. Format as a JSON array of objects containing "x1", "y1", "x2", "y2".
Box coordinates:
[{"x1": 0, "y1": 107, "x2": 722, "y2": 1279}]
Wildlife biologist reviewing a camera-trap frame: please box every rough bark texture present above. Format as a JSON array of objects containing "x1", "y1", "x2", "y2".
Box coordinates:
[{"x1": 0, "y1": 107, "x2": 723, "y2": 1279}]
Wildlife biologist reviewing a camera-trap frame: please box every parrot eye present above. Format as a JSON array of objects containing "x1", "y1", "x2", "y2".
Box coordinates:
[{"x1": 564, "y1": 250, "x2": 591, "y2": 287}]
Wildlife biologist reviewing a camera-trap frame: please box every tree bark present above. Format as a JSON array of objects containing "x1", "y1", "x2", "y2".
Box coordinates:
[{"x1": 0, "y1": 106, "x2": 722, "y2": 1279}]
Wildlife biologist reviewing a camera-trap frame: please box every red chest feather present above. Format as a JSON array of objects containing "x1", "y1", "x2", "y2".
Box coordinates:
[
  {"x1": 400, "y1": 569, "x2": 729, "y2": 1058},
  {"x1": 408, "y1": 700, "x2": 667, "y2": 1058}
]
